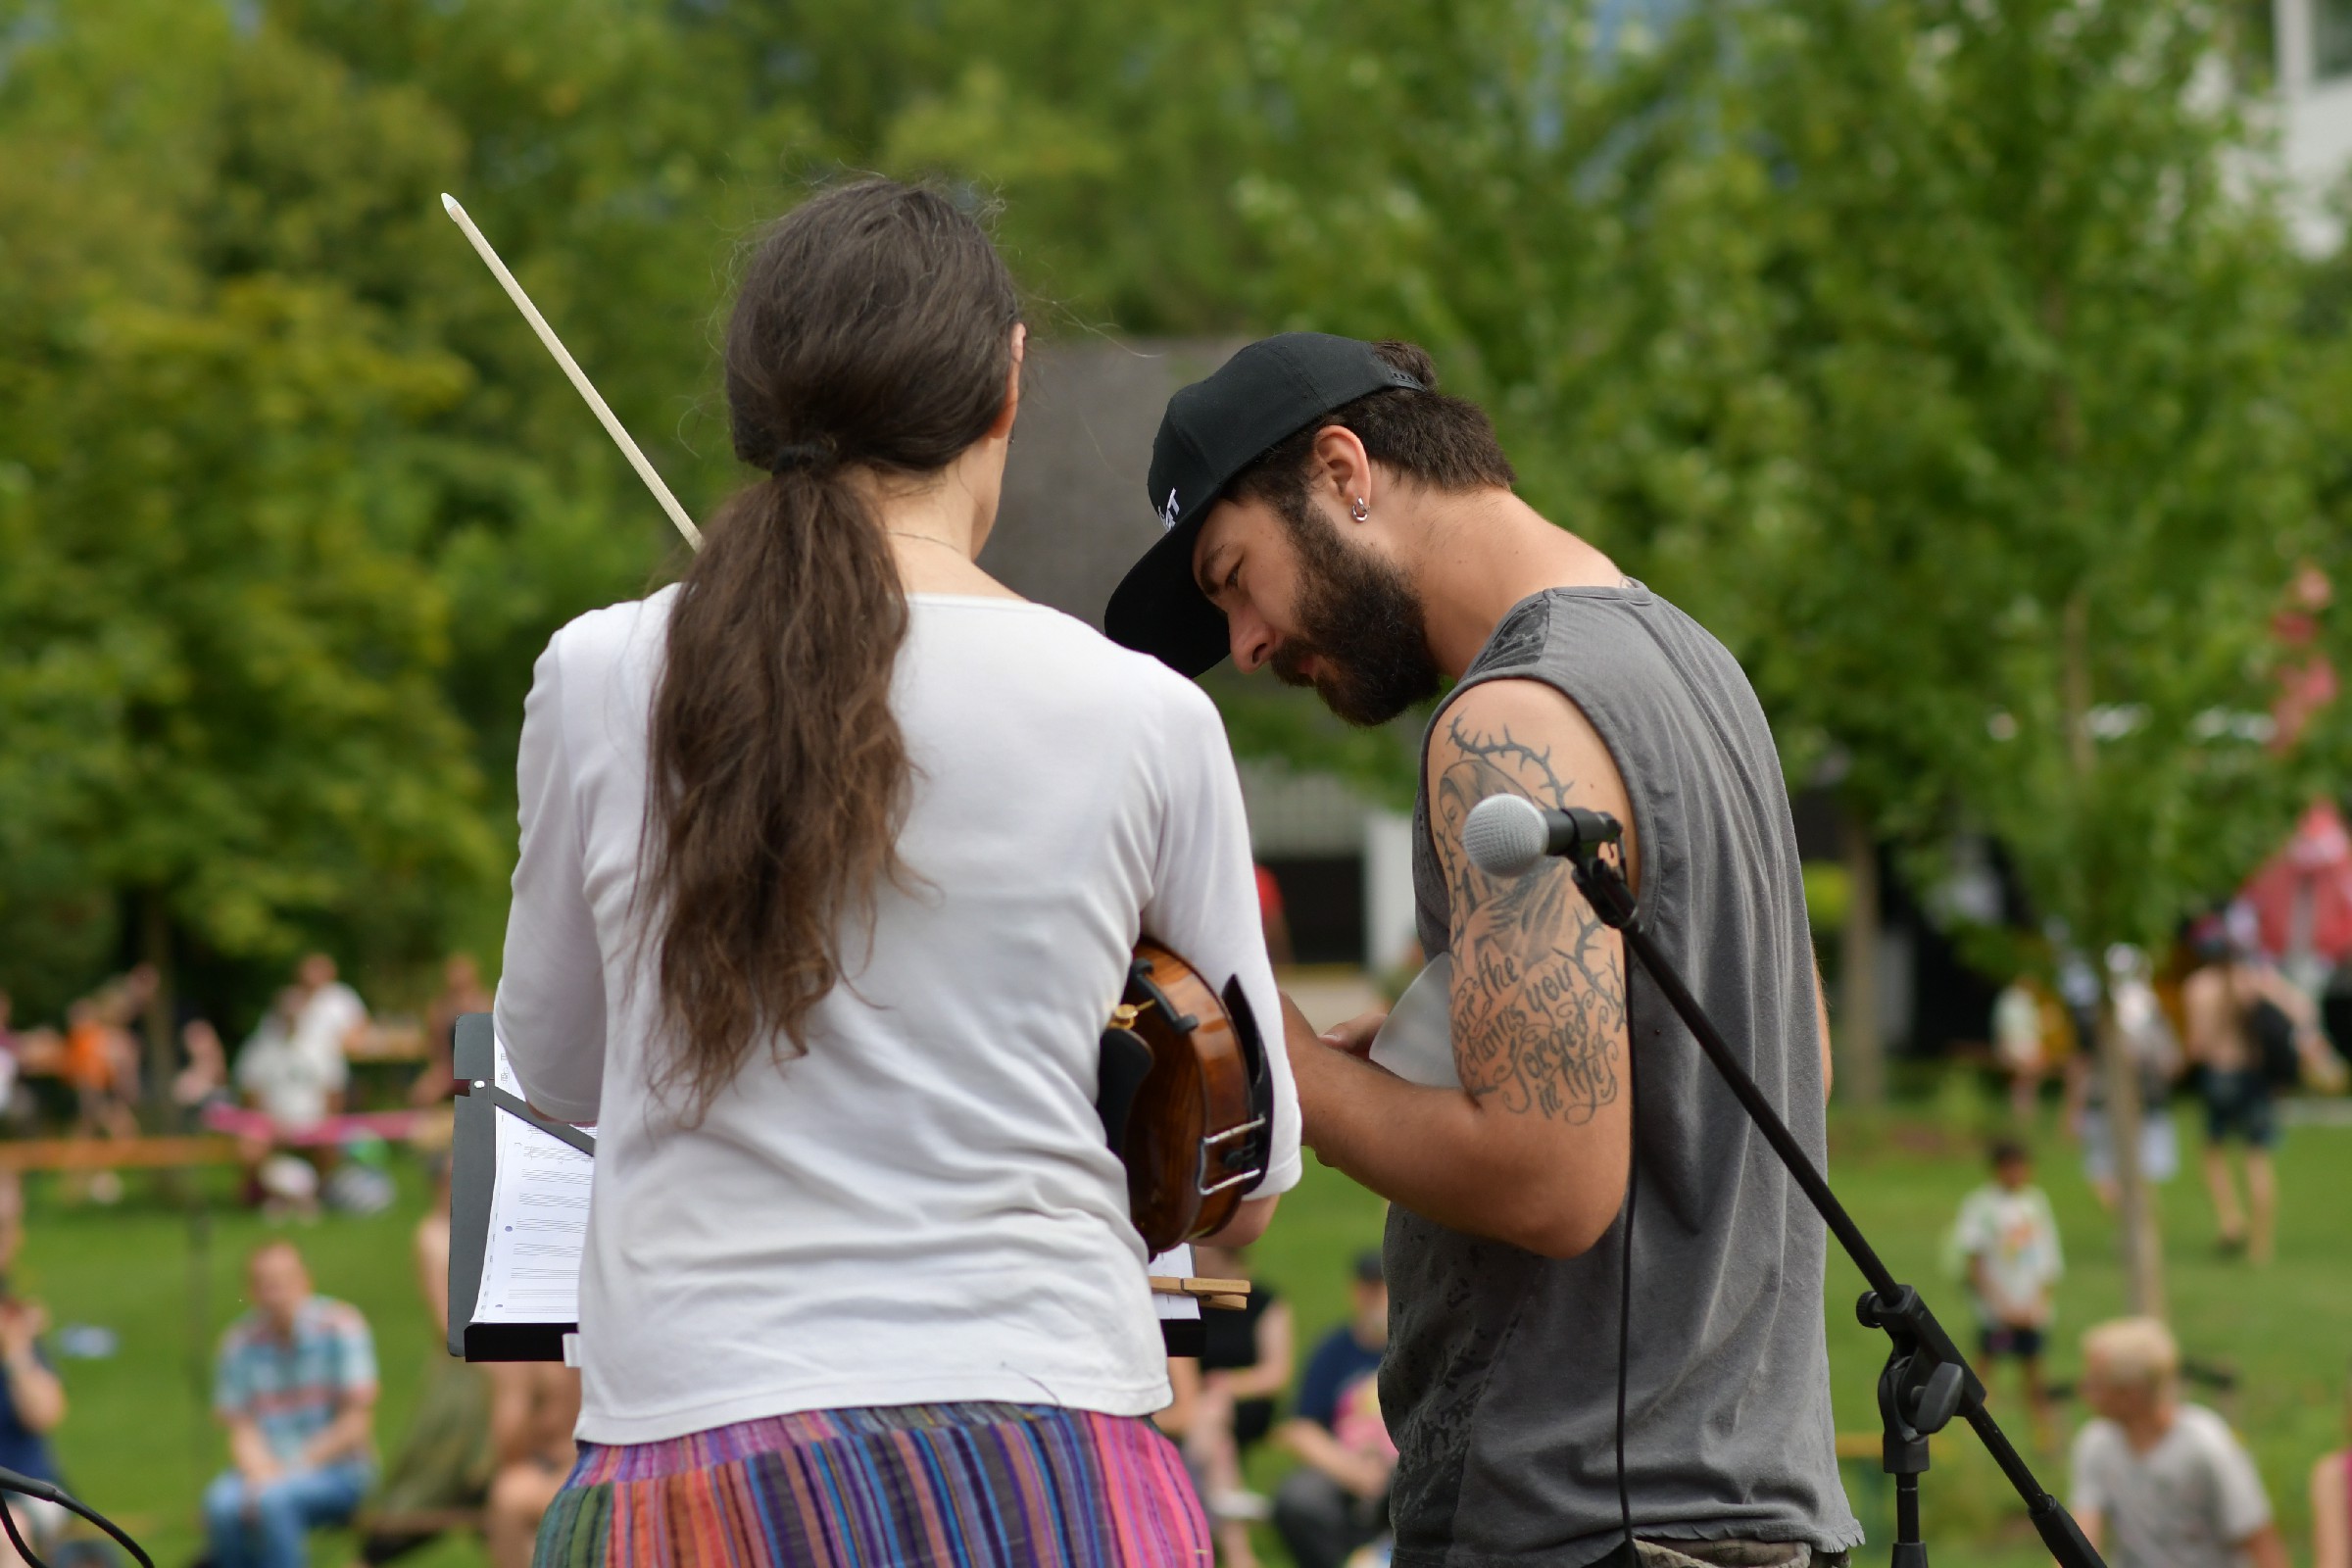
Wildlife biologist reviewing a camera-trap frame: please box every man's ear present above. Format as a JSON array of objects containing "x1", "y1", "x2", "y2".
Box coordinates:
[{"x1": 1310, "y1": 424, "x2": 1377, "y2": 515}]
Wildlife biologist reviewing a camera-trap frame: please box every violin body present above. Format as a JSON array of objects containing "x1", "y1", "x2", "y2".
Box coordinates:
[{"x1": 1099, "y1": 941, "x2": 1273, "y2": 1253}]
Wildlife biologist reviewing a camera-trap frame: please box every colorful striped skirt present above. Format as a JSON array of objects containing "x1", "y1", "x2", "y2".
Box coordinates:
[{"x1": 532, "y1": 1401, "x2": 1211, "y2": 1567}]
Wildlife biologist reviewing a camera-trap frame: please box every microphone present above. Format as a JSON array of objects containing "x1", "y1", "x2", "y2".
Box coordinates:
[{"x1": 1462, "y1": 795, "x2": 1622, "y2": 878}]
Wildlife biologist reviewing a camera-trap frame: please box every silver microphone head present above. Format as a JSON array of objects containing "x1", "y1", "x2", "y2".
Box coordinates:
[{"x1": 1463, "y1": 794, "x2": 1548, "y2": 878}]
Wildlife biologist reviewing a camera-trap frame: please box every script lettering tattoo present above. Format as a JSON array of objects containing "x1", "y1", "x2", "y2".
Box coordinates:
[{"x1": 1435, "y1": 717, "x2": 1625, "y2": 1122}]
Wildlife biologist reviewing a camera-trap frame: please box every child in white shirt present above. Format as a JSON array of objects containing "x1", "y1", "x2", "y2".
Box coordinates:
[{"x1": 1949, "y1": 1137, "x2": 2063, "y2": 1448}]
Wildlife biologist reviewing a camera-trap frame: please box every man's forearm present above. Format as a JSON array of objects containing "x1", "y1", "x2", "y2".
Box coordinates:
[
  {"x1": 301, "y1": 1402, "x2": 373, "y2": 1467},
  {"x1": 1278, "y1": 1419, "x2": 1383, "y2": 1494},
  {"x1": 1292, "y1": 1039, "x2": 1620, "y2": 1256},
  {"x1": 226, "y1": 1417, "x2": 277, "y2": 1480}
]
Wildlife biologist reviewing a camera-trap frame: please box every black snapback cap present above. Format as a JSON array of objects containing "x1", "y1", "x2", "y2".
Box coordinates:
[{"x1": 1103, "y1": 333, "x2": 1424, "y2": 676}]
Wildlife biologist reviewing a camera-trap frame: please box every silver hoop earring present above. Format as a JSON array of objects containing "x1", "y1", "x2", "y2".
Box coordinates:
[{"x1": 1349, "y1": 496, "x2": 1370, "y2": 522}]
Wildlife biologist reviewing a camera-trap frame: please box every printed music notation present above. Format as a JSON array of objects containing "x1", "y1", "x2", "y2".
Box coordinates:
[{"x1": 473, "y1": 1040, "x2": 594, "y2": 1325}]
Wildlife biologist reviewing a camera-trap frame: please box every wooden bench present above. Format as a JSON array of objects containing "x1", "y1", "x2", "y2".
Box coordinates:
[{"x1": 0, "y1": 1136, "x2": 241, "y2": 1173}]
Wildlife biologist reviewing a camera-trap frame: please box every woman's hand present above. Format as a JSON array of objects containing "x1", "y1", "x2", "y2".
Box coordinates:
[{"x1": 0, "y1": 1299, "x2": 45, "y2": 1366}]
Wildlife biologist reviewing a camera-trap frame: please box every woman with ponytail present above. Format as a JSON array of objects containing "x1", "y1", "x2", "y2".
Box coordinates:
[{"x1": 491, "y1": 179, "x2": 1299, "y2": 1565}]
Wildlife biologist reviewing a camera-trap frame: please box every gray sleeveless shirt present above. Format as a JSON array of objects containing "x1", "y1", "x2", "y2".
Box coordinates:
[{"x1": 1387, "y1": 583, "x2": 1862, "y2": 1566}]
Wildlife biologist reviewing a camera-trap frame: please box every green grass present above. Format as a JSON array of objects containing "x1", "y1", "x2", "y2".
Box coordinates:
[{"x1": 10, "y1": 1096, "x2": 2347, "y2": 1568}]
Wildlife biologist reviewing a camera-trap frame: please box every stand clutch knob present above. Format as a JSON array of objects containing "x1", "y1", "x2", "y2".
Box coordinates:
[{"x1": 1909, "y1": 1361, "x2": 1965, "y2": 1435}]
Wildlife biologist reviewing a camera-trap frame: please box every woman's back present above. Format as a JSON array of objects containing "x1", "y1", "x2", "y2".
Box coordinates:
[{"x1": 498, "y1": 586, "x2": 1296, "y2": 1444}]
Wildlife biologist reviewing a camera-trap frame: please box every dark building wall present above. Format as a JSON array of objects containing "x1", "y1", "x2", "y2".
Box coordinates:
[{"x1": 979, "y1": 339, "x2": 1240, "y2": 624}]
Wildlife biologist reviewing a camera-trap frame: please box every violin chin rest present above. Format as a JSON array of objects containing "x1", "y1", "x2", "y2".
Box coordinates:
[{"x1": 1096, "y1": 1026, "x2": 1155, "y2": 1155}]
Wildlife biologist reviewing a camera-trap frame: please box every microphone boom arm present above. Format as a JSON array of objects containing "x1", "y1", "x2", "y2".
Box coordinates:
[{"x1": 1550, "y1": 815, "x2": 2102, "y2": 1568}]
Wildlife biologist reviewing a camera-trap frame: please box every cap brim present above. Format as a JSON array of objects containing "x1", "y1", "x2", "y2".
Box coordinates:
[{"x1": 1103, "y1": 511, "x2": 1232, "y2": 677}]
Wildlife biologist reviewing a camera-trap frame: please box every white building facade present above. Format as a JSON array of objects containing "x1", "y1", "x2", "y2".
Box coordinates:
[{"x1": 2275, "y1": 0, "x2": 2352, "y2": 246}]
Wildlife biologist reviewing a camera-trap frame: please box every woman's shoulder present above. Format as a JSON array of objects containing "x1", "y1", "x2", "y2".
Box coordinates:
[
  {"x1": 545, "y1": 586, "x2": 679, "y2": 667},
  {"x1": 528, "y1": 589, "x2": 681, "y2": 718},
  {"x1": 917, "y1": 596, "x2": 1216, "y2": 724}
]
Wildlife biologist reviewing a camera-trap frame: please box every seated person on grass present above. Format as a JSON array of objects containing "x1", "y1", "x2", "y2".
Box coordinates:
[
  {"x1": 2314, "y1": 1361, "x2": 2351, "y2": 1568},
  {"x1": 484, "y1": 1361, "x2": 580, "y2": 1568},
  {"x1": 204, "y1": 1240, "x2": 376, "y2": 1568},
  {"x1": 2071, "y1": 1315, "x2": 2284, "y2": 1568},
  {"x1": 0, "y1": 1178, "x2": 68, "y2": 1567},
  {"x1": 358, "y1": 1157, "x2": 492, "y2": 1567},
  {"x1": 1274, "y1": 1251, "x2": 1391, "y2": 1568}
]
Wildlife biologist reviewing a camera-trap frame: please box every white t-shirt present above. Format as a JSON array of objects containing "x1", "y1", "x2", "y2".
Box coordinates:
[
  {"x1": 2070, "y1": 1404, "x2": 2271, "y2": 1568},
  {"x1": 495, "y1": 588, "x2": 1302, "y2": 1445},
  {"x1": 1948, "y1": 1183, "x2": 2062, "y2": 1326},
  {"x1": 290, "y1": 983, "x2": 365, "y2": 1073},
  {"x1": 235, "y1": 1012, "x2": 350, "y2": 1130}
]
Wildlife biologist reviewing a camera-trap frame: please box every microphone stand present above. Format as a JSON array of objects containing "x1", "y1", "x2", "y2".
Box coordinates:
[{"x1": 1560, "y1": 823, "x2": 2102, "y2": 1568}]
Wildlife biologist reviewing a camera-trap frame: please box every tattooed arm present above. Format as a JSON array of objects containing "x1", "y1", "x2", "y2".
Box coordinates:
[{"x1": 1282, "y1": 678, "x2": 1637, "y2": 1257}]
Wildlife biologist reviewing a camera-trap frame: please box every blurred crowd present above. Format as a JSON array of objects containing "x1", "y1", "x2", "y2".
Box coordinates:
[
  {"x1": 1991, "y1": 907, "x2": 2347, "y2": 1267},
  {"x1": 1960, "y1": 893, "x2": 2352, "y2": 1568},
  {"x1": 0, "y1": 953, "x2": 491, "y2": 1218},
  {"x1": 0, "y1": 890, "x2": 2345, "y2": 1566}
]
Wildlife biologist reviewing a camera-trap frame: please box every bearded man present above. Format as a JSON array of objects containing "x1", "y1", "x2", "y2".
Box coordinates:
[{"x1": 1105, "y1": 334, "x2": 1862, "y2": 1568}]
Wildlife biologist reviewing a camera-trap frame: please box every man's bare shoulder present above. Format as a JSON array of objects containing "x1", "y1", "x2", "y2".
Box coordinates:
[{"x1": 1429, "y1": 677, "x2": 1639, "y2": 884}]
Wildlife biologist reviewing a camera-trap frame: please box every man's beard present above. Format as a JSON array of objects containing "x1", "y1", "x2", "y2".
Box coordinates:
[{"x1": 1266, "y1": 499, "x2": 1441, "y2": 726}]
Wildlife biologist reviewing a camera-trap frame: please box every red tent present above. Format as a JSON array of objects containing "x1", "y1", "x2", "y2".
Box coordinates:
[{"x1": 2239, "y1": 800, "x2": 2352, "y2": 964}]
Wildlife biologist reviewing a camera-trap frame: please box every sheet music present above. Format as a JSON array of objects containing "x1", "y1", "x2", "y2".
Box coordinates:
[
  {"x1": 472, "y1": 1038, "x2": 594, "y2": 1325},
  {"x1": 1151, "y1": 1245, "x2": 1200, "y2": 1324}
]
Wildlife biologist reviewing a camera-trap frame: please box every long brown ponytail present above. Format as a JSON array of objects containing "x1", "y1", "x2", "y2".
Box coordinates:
[{"x1": 644, "y1": 179, "x2": 1020, "y2": 1116}]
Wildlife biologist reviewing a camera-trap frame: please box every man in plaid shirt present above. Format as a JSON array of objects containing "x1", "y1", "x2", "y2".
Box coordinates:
[{"x1": 203, "y1": 1240, "x2": 377, "y2": 1568}]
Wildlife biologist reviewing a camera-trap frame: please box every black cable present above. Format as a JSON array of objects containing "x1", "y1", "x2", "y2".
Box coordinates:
[
  {"x1": 0, "y1": 1490, "x2": 44, "y2": 1568},
  {"x1": 1614, "y1": 979, "x2": 1641, "y2": 1561},
  {"x1": 0, "y1": 1469, "x2": 156, "y2": 1568}
]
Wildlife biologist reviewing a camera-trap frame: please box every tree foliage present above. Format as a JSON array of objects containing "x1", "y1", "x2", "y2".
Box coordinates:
[{"x1": 2, "y1": 0, "x2": 2344, "y2": 1044}]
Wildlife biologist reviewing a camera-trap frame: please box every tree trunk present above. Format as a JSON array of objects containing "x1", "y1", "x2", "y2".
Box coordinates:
[
  {"x1": 139, "y1": 890, "x2": 175, "y2": 1123},
  {"x1": 2061, "y1": 588, "x2": 2166, "y2": 1317},
  {"x1": 1838, "y1": 811, "x2": 1886, "y2": 1105},
  {"x1": 2095, "y1": 995, "x2": 2166, "y2": 1317}
]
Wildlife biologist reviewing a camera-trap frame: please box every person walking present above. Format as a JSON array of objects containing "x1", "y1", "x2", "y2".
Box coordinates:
[
  {"x1": 2181, "y1": 927, "x2": 2328, "y2": 1262},
  {"x1": 2064, "y1": 946, "x2": 2181, "y2": 1213},
  {"x1": 1106, "y1": 333, "x2": 1858, "y2": 1565},
  {"x1": 495, "y1": 178, "x2": 1299, "y2": 1566}
]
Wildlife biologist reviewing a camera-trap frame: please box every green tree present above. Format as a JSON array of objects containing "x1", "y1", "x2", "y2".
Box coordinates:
[
  {"x1": 1643, "y1": 0, "x2": 2348, "y2": 1313},
  {"x1": 0, "y1": 0, "x2": 791, "y2": 1041}
]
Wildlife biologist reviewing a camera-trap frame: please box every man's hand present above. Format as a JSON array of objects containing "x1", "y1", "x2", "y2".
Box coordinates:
[
  {"x1": 1319, "y1": 1007, "x2": 1387, "y2": 1059},
  {"x1": 224, "y1": 1414, "x2": 283, "y2": 1494}
]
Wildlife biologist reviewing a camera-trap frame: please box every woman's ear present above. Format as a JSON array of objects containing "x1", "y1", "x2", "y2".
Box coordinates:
[{"x1": 988, "y1": 322, "x2": 1027, "y2": 443}]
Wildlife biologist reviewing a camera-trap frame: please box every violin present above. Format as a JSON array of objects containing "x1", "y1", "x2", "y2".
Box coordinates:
[{"x1": 1097, "y1": 942, "x2": 1273, "y2": 1253}]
